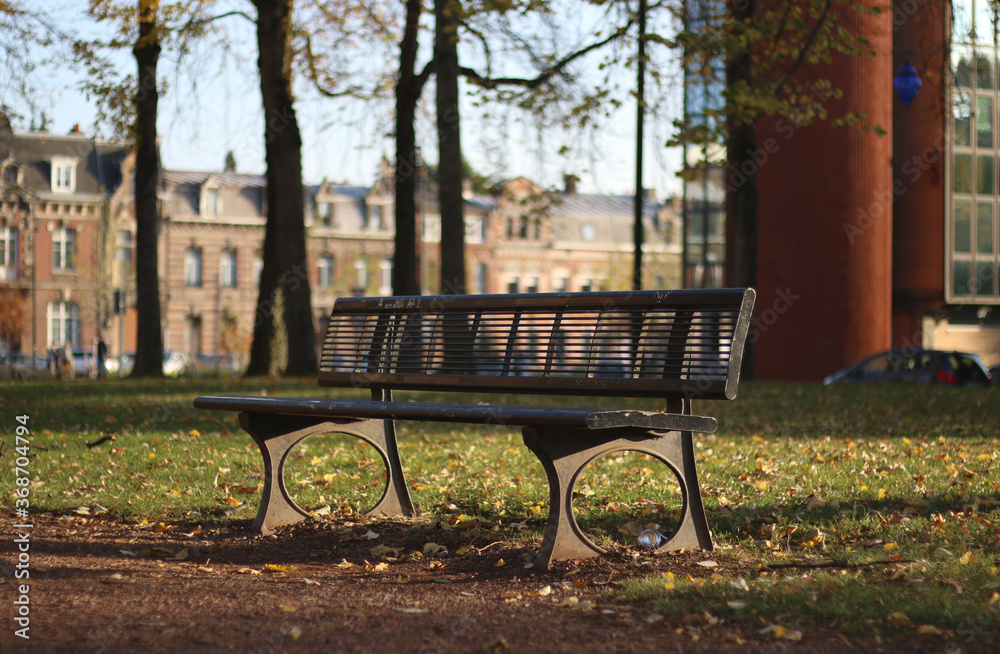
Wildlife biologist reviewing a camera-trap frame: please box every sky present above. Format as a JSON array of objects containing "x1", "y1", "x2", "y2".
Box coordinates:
[{"x1": 20, "y1": 1, "x2": 685, "y2": 199}]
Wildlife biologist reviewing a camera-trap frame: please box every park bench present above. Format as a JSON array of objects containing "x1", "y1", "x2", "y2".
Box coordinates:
[{"x1": 194, "y1": 287, "x2": 756, "y2": 568}]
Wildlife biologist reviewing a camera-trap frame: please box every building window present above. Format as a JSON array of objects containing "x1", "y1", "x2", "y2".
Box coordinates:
[
  {"x1": 47, "y1": 301, "x2": 80, "y2": 347},
  {"x1": 370, "y1": 205, "x2": 384, "y2": 231},
  {"x1": 184, "y1": 248, "x2": 203, "y2": 287},
  {"x1": 318, "y1": 255, "x2": 334, "y2": 289},
  {"x1": 554, "y1": 276, "x2": 568, "y2": 293},
  {"x1": 0, "y1": 226, "x2": 17, "y2": 270},
  {"x1": 581, "y1": 224, "x2": 595, "y2": 242},
  {"x1": 219, "y1": 249, "x2": 237, "y2": 287},
  {"x1": 204, "y1": 187, "x2": 220, "y2": 216},
  {"x1": 355, "y1": 259, "x2": 368, "y2": 292},
  {"x1": 186, "y1": 316, "x2": 202, "y2": 357},
  {"x1": 579, "y1": 278, "x2": 593, "y2": 293},
  {"x1": 423, "y1": 214, "x2": 441, "y2": 242},
  {"x1": 466, "y1": 216, "x2": 485, "y2": 244},
  {"x1": 52, "y1": 227, "x2": 76, "y2": 271},
  {"x1": 379, "y1": 259, "x2": 392, "y2": 295},
  {"x1": 322, "y1": 202, "x2": 334, "y2": 226},
  {"x1": 253, "y1": 254, "x2": 263, "y2": 286},
  {"x1": 525, "y1": 276, "x2": 539, "y2": 294},
  {"x1": 949, "y1": 2, "x2": 1000, "y2": 303},
  {"x1": 507, "y1": 277, "x2": 519, "y2": 294},
  {"x1": 50, "y1": 159, "x2": 76, "y2": 193},
  {"x1": 117, "y1": 230, "x2": 133, "y2": 264},
  {"x1": 2, "y1": 163, "x2": 18, "y2": 186}
]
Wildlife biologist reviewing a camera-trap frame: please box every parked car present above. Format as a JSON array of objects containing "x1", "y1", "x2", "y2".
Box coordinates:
[
  {"x1": 823, "y1": 349, "x2": 993, "y2": 386},
  {"x1": 163, "y1": 351, "x2": 190, "y2": 377},
  {"x1": 105, "y1": 352, "x2": 135, "y2": 377}
]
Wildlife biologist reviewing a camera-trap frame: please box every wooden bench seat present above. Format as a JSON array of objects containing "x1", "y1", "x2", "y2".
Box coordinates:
[{"x1": 195, "y1": 287, "x2": 756, "y2": 568}]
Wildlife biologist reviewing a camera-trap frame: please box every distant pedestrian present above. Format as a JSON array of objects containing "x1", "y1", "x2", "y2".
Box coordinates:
[
  {"x1": 96, "y1": 336, "x2": 107, "y2": 380},
  {"x1": 48, "y1": 344, "x2": 57, "y2": 376},
  {"x1": 62, "y1": 341, "x2": 73, "y2": 380}
]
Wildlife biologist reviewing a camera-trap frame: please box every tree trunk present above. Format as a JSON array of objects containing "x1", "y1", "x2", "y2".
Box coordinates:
[
  {"x1": 246, "y1": 0, "x2": 317, "y2": 377},
  {"x1": 393, "y1": 0, "x2": 422, "y2": 297},
  {"x1": 435, "y1": 0, "x2": 465, "y2": 296},
  {"x1": 129, "y1": 0, "x2": 164, "y2": 378},
  {"x1": 725, "y1": 0, "x2": 757, "y2": 378}
]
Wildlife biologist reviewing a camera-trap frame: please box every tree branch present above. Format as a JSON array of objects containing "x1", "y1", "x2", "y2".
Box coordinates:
[{"x1": 460, "y1": 23, "x2": 631, "y2": 90}]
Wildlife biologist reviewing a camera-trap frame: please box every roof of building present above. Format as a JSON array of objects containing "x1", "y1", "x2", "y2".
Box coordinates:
[
  {"x1": 162, "y1": 170, "x2": 266, "y2": 188},
  {"x1": 548, "y1": 192, "x2": 660, "y2": 222},
  {"x1": 0, "y1": 128, "x2": 127, "y2": 198}
]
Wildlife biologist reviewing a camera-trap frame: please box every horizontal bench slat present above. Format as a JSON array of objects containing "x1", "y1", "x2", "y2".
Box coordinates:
[{"x1": 194, "y1": 395, "x2": 717, "y2": 433}]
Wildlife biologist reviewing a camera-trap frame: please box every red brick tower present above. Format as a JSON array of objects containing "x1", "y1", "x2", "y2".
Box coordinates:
[{"x1": 753, "y1": 1, "x2": 894, "y2": 381}]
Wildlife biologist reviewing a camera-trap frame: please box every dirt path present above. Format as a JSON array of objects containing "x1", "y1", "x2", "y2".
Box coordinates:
[{"x1": 0, "y1": 514, "x2": 979, "y2": 653}]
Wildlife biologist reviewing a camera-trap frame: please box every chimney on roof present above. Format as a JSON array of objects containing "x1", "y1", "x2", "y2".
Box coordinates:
[{"x1": 563, "y1": 174, "x2": 579, "y2": 195}]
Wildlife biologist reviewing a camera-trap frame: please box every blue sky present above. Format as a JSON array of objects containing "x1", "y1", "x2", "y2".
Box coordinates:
[{"x1": 20, "y1": 0, "x2": 683, "y2": 198}]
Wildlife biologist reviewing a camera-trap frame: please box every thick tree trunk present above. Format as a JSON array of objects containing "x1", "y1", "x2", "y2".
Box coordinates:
[
  {"x1": 129, "y1": 0, "x2": 164, "y2": 378},
  {"x1": 246, "y1": 0, "x2": 317, "y2": 377},
  {"x1": 435, "y1": 0, "x2": 465, "y2": 296},
  {"x1": 393, "y1": 0, "x2": 422, "y2": 297},
  {"x1": 725, "y1": 0, "x2": 757, "y2": 379}
]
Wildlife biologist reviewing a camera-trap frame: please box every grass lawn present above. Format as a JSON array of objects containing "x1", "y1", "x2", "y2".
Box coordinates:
[{"x1": 2, "y1": 376, "x2": 999, "y2": 643}]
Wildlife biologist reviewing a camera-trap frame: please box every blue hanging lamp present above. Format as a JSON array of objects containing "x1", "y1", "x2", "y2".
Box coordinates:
[{"x1": 894, "y1": 59, "x2": 922, "y2": 107}]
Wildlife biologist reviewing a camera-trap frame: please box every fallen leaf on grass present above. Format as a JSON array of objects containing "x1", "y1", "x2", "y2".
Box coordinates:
[
  {"x1": 917, "y1": 625, "x2": 945, "y2": 636},
  {"x1": 495, "y1": 559, "x2": 505, "y2": 567},
  {"x1": 888, "y1": 612, "x2": 914, "y2": 628},
  {"x1": 456, "y1": 545, "x2": 474, "y2": 556},
  {"x1": 235, "y1": 568, "x2": 262, "y2": 575},
  {"x1": 696, "y1": 560, "x2": 718, "y2": 568},
  {"x1": 289, "y1": 626, "x2": 302, "y2": 640},
  {"x1": 423, "y1": 542, "x2": 447, "y2": 555},
  {"x1": 960, "y1": 551, "x2": 973, "y2": 565},
  {"x1": 365, "y1": 530, "x2": 380, "y2": 540},
  {"x1": 281, "y1": 605, "x2": 296, "y2": 612},
  {"x1": 364, "y1": 561, "x2": 389, "y2": 572},
  {"x1": 265, "y1": 564, "x2": 295, "y2": 573},
  {"x1": 397, "y1": 607, "x2": 428, "y2": 614}
]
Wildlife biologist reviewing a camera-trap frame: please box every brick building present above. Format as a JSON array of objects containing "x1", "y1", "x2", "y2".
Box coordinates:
[{"x1": 0, "y1": 117, "x2": 127, "y2": 361}]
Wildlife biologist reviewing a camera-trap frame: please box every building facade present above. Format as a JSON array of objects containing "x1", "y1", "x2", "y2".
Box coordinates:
[{"x1": 0, "y1": 117, "x2": 127, "y2": 361}]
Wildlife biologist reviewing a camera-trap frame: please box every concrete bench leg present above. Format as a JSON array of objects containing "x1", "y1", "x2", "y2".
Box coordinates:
[
  {"x1": 238, "y1": 413, "x2": 414, "y2": 534},
  {"x1": 522, "y1": 427, "x2": 713, "y2": 570}
]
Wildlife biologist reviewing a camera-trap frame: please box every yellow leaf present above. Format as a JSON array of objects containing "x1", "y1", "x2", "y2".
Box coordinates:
[
  {"x1": 188, "y1": 429, "x2": 201, "y2": 437},
  {"x1": 396, "y1": 575, "x2": 408, "y2": 584},
  {"x1": 770, "y1": 626, "x2": 788, "y2": 639},
  {"x1": 225, "y1": 497, "x2": 240, "y2": 506},
  {"x1": 281, "y1": 605, "x2": 296, "y2": 612},
  {"x1": 107, "y1": 416, "x2": 117, "y2": 424},
  {"x1": 664, "y1": 582, "x2": 676, "y2": 590},
  {"x1": 876, "y1": 488, "x2": 886, "y2": 500},
  {"x1": 265, "y1": 564, "x2": 294, "y2": 573},
  {"x1": 310, "y1": 456, "x2": 323, "y2": 465},
  {"x1": 560, "y1": 597, "x2": 579, "y2": 608},
  {"x1": 888, "y1": 612, "x2": 913, "y2": 628},
  {"x1": 149, "y1": 453, "x2": 156, "y2": 460},
  {"x1": 884, "y1": 542, "x2": 899, "y2": 552},
  {"x1": 289, "y1": 626, "x2": 302, "y2": 640},
  {"x1": 917, "y1": 625, "x2": 943, "y2": 636},
  {"x1": 456, "y1": 545, "x2": 473, "y2": 556},
  {"x1": 495, "y1": 558, "x2": 506, "y2": 567},
  {"x1": 960, "y1": 551, "x2": 973, "y2": 565}
]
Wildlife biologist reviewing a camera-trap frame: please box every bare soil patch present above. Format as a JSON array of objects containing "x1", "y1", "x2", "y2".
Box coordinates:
[{"x1": 0, "y1": 514, "x2": 983, "y2": 653}]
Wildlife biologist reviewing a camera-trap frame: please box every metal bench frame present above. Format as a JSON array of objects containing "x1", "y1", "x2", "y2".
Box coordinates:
[{"x1": 195, "y1": 287, "x2": 756, "y2": 568}]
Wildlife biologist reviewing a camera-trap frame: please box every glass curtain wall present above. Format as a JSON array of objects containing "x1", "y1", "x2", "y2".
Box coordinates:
[
  {"x1": 682, "y1": 0, "x2": 727, "y2": 289},
  {"x1": 950, "y1": 0, "x2": 1000, "y2": 302}
]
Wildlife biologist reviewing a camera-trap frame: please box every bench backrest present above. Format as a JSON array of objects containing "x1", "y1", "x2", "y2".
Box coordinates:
[{"x1": 319, "y1": 288, "x2": 756, "y2": 401}]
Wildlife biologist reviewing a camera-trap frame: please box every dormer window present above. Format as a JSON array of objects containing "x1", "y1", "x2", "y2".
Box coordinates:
[
  {"x1": 50, "y1": 157, "x2": 77, "y2": 193},
  {"x1": 1, "y1": 162, "x2": 18, "y2": 186},
  {"x1": 200, "y1": 179, "x2": 222, "y2": 216}
]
